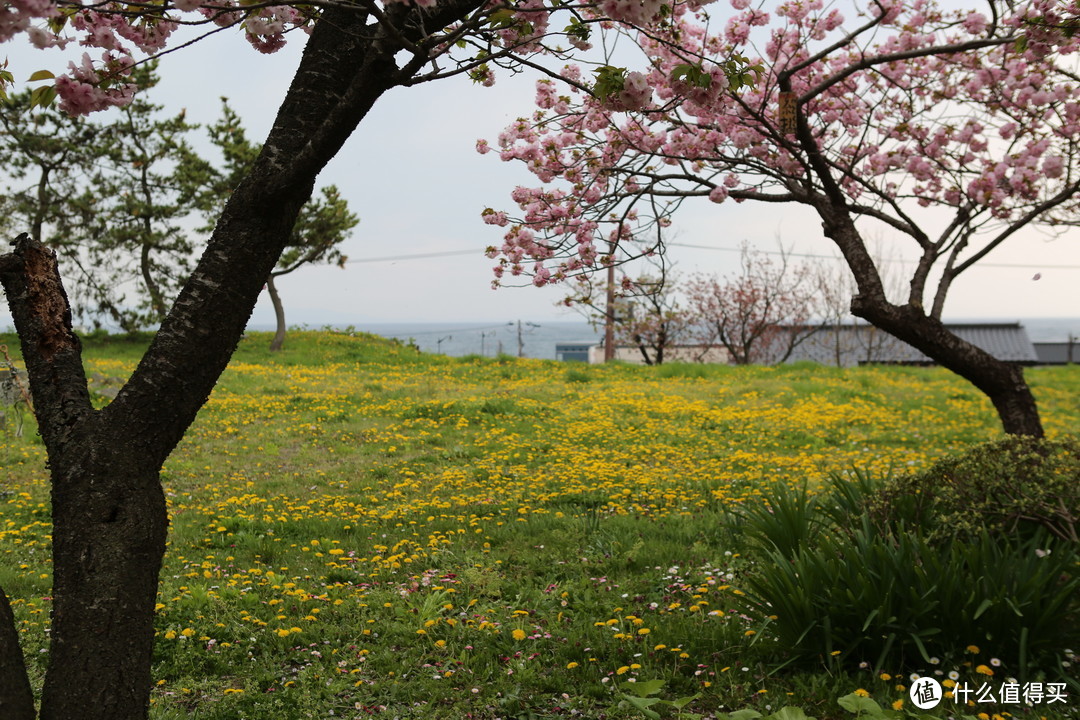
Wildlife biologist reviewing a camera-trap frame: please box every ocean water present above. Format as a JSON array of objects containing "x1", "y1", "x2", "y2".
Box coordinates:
[{"x1": 262, "y1": 317, "x2": 1080, "y2": 361}]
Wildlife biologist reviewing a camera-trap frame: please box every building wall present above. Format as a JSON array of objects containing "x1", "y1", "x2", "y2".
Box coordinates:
[{"x1": 587, "y1": 345, "x2": 731, "y2": 364}]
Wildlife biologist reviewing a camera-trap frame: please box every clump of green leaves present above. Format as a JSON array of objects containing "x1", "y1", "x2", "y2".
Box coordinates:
[
  {"x1": 729, "y1": 465, "x2": 1080, "y2": 675},
  {"x1": 618, "y1": 679, "x2": 700, "y2": 719},
  {"x1": 592, "y1": 65, "x2": 630, "y2": 102},
  {"x1": 871, "y1": 435, "x2": 1080, "y2": 543}
]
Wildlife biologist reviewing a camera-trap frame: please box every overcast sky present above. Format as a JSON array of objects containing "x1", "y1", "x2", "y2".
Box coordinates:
[{"x1": 2, "y1": 13, "x2": 1079, "y2": 330}]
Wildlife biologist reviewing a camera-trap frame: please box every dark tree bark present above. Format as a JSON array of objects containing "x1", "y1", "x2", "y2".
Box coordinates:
[
  {"x1": 0, "y1": 1, "x2": 482, "y2": 718},
  {"x1": 780, "y1": 74, "x2": 1044, "y2": 438},
  {"x1": 0, "y1": 587, "x2": 35, "y2": 720},
  {"x1": 814, "y1": 201, "x2": 1044, "y2": 438},
  {"x1": 267, "y1": 274, "x2": 287, "y2": 351}
]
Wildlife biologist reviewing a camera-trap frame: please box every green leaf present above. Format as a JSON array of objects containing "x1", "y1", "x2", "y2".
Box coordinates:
[
  {"x1": 669, "y1": 693, "x2": 700, "y2": 710},
  {"x1": 622, "y1": 678, "x2": 666, "y2": 697},
  {"x1": 621, "y1": 695, "x2": 663, "y2": 719},
  {"x1": 767, "y1": 708, "x2": 815, "y2": 720},
  {"x1": 564, "y1": 17, "x2": 590, "y2": 41},
  {"x1": 670, "y1": 63, "x2": 711, "y2": 89},
  {"x1": 27, "y1": 69, "x2": 55, "y2": 82},
  {"x1": 29, "y1": 85, "x2": 57, "y2": 109},
  {"x1": 837, "y1": 693, "x2": 884, "y2": 717},
  {"x1": 488, "y1": 8, "x2": 516, "y2": 28},
  {"x1": 591, "y1": 65, "x2": 627, "y2": 101},
  {"x1": 724, "y1": 710, "x2": 764, "y2": 720}
]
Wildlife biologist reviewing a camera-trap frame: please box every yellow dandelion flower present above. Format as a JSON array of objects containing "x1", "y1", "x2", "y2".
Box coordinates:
[
  {"x1": 512, "y1": 629, "x2": 526, "y2": 641},
  {"x1": 616, "y1": 666, "x2": 630, "y2": 675},
  {"x1": 892, "y1": 700, "x2": 904, "y2": 711},
  {"x1": 854, "y1": 689, "x2": 870, "y2": 697},
  {"x1": 566, "y1": 662, "x2": 579, "y2": 669},
  {"x1": 966, "y1": 645, "x2": 980, "y2": 653},
  {"x1": 975, "y1": 665, "x2": 993, "y2": 676}
]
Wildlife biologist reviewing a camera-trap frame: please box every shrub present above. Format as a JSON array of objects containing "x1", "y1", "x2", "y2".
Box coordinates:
[
  {"x1": 871, "y1": 436, "x2": 1080, "y2": 543},
  {"x1": 731, "y1": 458, "x2": 1080, "y2": 675}
]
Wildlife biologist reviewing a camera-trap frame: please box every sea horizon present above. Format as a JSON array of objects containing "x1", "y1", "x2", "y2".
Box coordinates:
[{"x1": 243, "y1": 316, "x2": 1080, "y2": 361}]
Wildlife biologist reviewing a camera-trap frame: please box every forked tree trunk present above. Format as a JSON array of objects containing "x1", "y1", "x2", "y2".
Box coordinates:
[
  {"x1": 784, "y1": 85, "x2": 1046, "y2": 438},
  {"x1": 850, "y1": 298, "x2": 1043, "y2": 437},
  {"x1": 0, "y1": 1, "x2": 482, "y2": 717},
  {"x1": 267, "y1": 274, "x2": 287, "y2": 351},
  {"x1": 814, "y1": 202, "x2": 1044, "y2": 437}
]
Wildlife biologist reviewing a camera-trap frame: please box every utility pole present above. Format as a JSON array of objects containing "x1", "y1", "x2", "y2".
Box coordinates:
[
  {"x1": 604, "y1": 252, "x2": 615, "y2": 362},
  {"x1": 517, "y1": 320, "x2": 539, "y2": 358}
]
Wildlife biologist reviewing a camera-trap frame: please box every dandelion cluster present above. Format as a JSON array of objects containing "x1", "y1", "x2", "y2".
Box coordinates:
[{"x1": 1, "y1": 331, "x2": 1076, "y2": 718}]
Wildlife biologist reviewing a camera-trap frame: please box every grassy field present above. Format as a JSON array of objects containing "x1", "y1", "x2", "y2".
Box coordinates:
[{"x1": 1, "y1": 330, "x2": 1078, "y2": 719}]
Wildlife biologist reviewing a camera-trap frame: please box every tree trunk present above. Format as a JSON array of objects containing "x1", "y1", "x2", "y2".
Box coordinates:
[
  {"x1": 0, "y1": 1, "x2": 483, "y2": 717},
  {"x1": 849, "y1": 298, "x2": 1043, "y2": 437},
  {"x1": 0, "y1": 237, "x2": 170, "y2": 720},
  {"x1": 267, "y1": 274, "x2": 287, "y2": 351},
  {"x1": 40, "y1": 435, "x2": 169, "y2": 720},
  {"x1": 0, "y1": 588, "x2": 35, "y2": 720},
  {"x1": 814, "y1": 208, "x2": 1044, "y2": 437}
]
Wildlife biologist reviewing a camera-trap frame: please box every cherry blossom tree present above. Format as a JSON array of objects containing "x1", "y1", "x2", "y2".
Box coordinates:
[
  {"x1": 486, "y1": 0, "x2": 1080, "y2": 436},
  {"x1": 565, "y1": 269, "x2": 690, "y2": 364},
  {"x1": 0, "y1": 1, "x2": 761, "y2": 718},
  {"x1": 685, "y1": 242, "x2": 818, "y2": 365}
]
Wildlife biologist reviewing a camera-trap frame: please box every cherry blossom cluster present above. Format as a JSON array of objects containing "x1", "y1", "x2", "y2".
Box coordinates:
[
  {"x1": 3, "y1": 0, "x2": 316, "y2": 113},
  {"x1": 482, "y1": 0, "x2": 1080, "y2": 287},
  {"x1": 0, "y1": 0, "x2": 55, "y2": 45}
]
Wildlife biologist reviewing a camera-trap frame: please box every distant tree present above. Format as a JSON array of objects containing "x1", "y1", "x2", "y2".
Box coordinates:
[
  {"x1": 618, "y1": 276, "x2": 691, "y2": 365},
  {"x1": 194, "y1": 100, "x2": 358, "y2": 351},
  {"x1": 563, "y1": 260, "x2": 689, "y2": 365},
  {"x1": 685, "y1": 243, "x2": 818, "y2": 365},
  {"x1": 0, "y1": 66, "x2": 211, "y2": 330},
  {"x1": 812, "y1": 241, "x2": 907, "y2": 366}
]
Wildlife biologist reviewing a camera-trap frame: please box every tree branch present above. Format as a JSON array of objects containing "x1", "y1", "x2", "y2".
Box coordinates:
[
  {"x1": 953, "y1": 180, "x2": 1080, "y2": 275},
  {"x1": 0, "y1": 235, "x2": 94, "y2": 453},
  {"x1": 802, "y1": 35, "x2": 1014, "y2": 103}
]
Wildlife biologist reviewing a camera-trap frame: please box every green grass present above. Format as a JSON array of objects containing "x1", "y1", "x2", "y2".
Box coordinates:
[{"x1": 0, "y1": 330, "x2": 1077, "y2": 719}]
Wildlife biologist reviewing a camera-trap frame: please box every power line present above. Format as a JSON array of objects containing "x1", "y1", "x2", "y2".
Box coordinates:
[
  {"x1": 343, "y1": 249, "x2": 482, "y2": 264},
  {"x1": 666, "y1": 242, "x2": 1080, "y2": 270},
  {"x1": 337, "y1": 242, "x2": 1080, "y2": 270}
]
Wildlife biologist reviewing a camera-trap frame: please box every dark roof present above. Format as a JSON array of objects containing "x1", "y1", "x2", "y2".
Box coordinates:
[
  {"x1": 1033, "y1": 342, "x2": 1080, "y2": 365},
  {"x1": 777, "y1": 323, "x2": 1037, "y2": 367}
]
